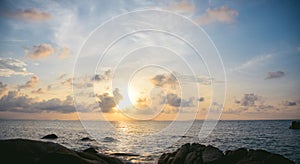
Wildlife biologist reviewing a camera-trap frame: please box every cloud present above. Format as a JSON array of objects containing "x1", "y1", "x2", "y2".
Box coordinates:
[
  {"x1": 198, "y1": 97, "x2": 205, "y2": 102},
  {"x1": 93, "y1": 69, "x2": 112, "y2": 82},
  {"x1": 6, "y1": 8, "x2": 51, "y2": 21},
  {"x1": 0, "y1": 82, "x2": 9, "y2": 97},
  {"x1": 168, "y1": 0, "x2": 195, "y2": 13},
  {"x1": 231, "y1": 54, "x2": 272, "y2": 71},
  {"x1": 265, "y1": 71, "x2": 285, "y2": 79},
  {"x1": 164, "y1": 93, "x2": 194, "y2": 107},
  {"x1": 151, "y1": 73, "x2": 178, "y2": 87},
  {"x1": 0, "y1": 91, "x2": 75, "y2": 113},
  {"x1": 25, "y1": 44, "x2": 54, "y2": 59},
  {"x1": 18, "y1": 75, "x2": 39, "y2": 89},
  {"x1": 0, "y1": 57, "x2": 32, "y2": 77},
  {"x1": 61, "y1": 78, "x2": 72, "y2": 86},
  {"x1": 282, "y1": 100, "x2": 297, "y2": 106},
  {"x1": 236, "y1": 93, "x2": 260, "y2": 107},
  {"x1": 196, "y1": 6, "x2": 238, "y2": 25},
  {"x1": 97, "y1": 88, "x2": 123, "y2": 113},
  {"x1": 59, "y1": 47, "x2": 70, "y2": 59},
  {"x1": 31, "y1": 88, "x2": 44, "y2": 94}
]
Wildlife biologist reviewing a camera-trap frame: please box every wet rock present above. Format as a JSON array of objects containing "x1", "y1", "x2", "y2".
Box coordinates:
[
  {"x1": 41, "y1": 133, "x2": 58, "y2": 139},
  {"x1": 81, "y1": 137, "x2": 94, "y2": 141}
]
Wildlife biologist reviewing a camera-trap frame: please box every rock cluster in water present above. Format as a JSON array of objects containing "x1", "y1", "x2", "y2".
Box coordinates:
[
  {"x1": 158, "y1": 143, "x2": 294, "y2": 164},
  {"x1": 289, "y1": 121, "x2": 300, "y2": 129}
]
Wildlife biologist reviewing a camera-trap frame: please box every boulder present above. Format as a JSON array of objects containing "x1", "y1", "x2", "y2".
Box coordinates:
[
  {"x1": 41, "y1": 134, "x2": 58, "y2": 139},
  {"x1": 0, "y1": 139, "x2": 124, "y2": 164}
]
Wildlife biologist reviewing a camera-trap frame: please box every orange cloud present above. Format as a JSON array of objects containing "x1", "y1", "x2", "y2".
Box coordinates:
[
  {"x1": 196, "y1": 6, "x2": 238, "y2": 25},
  {"x1": 25, "y1": 44, "x2": 54, "y2": 59},
  {"x1": 6, "y1": 8, "x2": 51, "y2": 21}
]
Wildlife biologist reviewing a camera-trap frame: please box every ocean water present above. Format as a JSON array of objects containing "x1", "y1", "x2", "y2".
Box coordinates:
[{"x1": 0, "y1": 120, "x2": 299, "y2": 163}]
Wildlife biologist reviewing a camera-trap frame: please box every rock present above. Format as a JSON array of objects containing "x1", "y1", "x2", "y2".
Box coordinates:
[
  {"x1": 41, "y1": 134, "x2": 58, "y2": 139},
  {"x1": 111, "y1": 153, "x2": 140, "y2": 157},
  {"x1": 103, "y1": 137, "x2": 118, "y2": 142},
  {"x1": 0, "y1": 139, "x2": 125, "y2": 164},
  {"x1": 237, "y1": 149, "x2": 294, "y2": 164},
  {"x1": 184, "y1": 151, "x2": 201, "y2": 164},
  {"x1": 81, "y1": 137, "x2": 94, "y2": 141},
  {"x1": 158, "y1": 143, "x2": 295, "y2": 164},
  {"x1": 202, "y1": 145, "x2": 224, "y2": 164},
  {"x1": 289, "y1": 121, "x2": 300, "y2": 129},
  {"x1": 173, "y1": 143, "x2": 190, "y2": 164},
  {"x1": 225, "y1": 148, "x2": 248, "y2": 163}
]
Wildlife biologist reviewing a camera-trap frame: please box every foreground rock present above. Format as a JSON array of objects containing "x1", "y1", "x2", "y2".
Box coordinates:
[
  {"x1": 158, "y1": 143, "x2": 294, "y2": 164},
  {"x1": 41, "y1": 133, "x2": 58, "y2": 139},
  {"x1": 0, "y1": 139, "x2": 124, "y2": 164}
]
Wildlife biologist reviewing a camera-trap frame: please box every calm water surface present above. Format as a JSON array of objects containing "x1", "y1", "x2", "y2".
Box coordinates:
[{"x1": 0, "y1": 120, "x2": 299, "y2": 163}]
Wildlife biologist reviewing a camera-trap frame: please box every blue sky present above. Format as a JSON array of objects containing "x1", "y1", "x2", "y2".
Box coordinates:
[{"x1": 0, "y1": 0, "x2": 299, "y2": 120}]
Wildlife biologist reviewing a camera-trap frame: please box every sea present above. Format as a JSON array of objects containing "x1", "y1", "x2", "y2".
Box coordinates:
[{"x1": 0, "y1": 120, "x2": 299, "y2": 163}]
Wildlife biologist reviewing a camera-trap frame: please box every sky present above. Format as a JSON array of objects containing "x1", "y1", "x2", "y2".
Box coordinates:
[{"x1": 0, "y1": 0, "x2": 299, "y2": 121}]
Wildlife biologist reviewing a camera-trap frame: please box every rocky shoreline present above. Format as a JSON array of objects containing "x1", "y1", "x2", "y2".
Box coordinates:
[{"x1": 0, "y1": 138, "x2": 295, "y2": 164}]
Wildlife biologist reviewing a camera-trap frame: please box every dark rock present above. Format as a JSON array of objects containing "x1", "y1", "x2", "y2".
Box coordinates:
[
  {"x1": 83, "y1": 147, "x2": 98, "y2": 154},
  {"x1": 159, "y1": 143, "x2": 294, "y2": 164},
  {"x1": 111, "y1": 153, "x2": 140, "y2": 157},
  {"x1": 289, "y1": 121, "x2": 300, "y2": 129},
  {"x1": 0, "y1": 139, "x2": 124, "y2": 164},
  {"x1": 184, "y1": 151, "x2": 201, "y2": 164},
  {"x1": 225, "y1": 148, "x2": 248, "y2": 163},
  {"x1": 41, "y1": 133, "x2": 58, "y2": 139},
  {"x1": 158, "y1": 153, "x2": 170, "y2": 164},
  {"x1": 173, "y1": 143, "x2": 190, "y2": 164},
  {"x1": 81, "y1": 137, "x2": 94, "y2": 141},
  {"x1": 202, "y1": 145, "x2": 224, "y2": 164},
  {"x1": 237, "y1": 149, "x2": 294, "y2": 164}
]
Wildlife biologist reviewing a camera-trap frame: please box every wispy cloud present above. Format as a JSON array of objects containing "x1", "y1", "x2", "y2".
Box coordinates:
[
  {"x1": 195, "y1": 6, "x2": 238, "y2": 25},
  {"x1": 231, "y1": 54, "x2": 272, "y2": 72},
  {"x1": 168, "y1": 0, "x2": 195, "y2": 14},
  {"x1": 0, "y1": 57, "x2": 33, "y2": 77},
  {"x1": 59, "y1": 47, "x2": 70, "y2": 59},
  {"x1": 265, "y1": 71, "x2": 285, "y2": 79},
  {"x1": 0, "y1": 82, "x2": 9, "y2": 97},
  {"x1": 25, "y1": 44, "x2": 54, "y2": 59},
  {"x1": 5, "y1": 8, "x2": 51, "y2": 21}
]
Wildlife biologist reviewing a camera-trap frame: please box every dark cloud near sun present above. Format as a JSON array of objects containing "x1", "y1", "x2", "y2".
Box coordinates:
[
  {"x1": 0, "y1": 82, "x2": 9, "y2": 97},
  {"x1": 93, "y1": 69, "x2": 112, "y2": 82},
  {"x1": 164, "y1": 93, "x2": 194, "y2": 107},
  {"x1": 97, "y1": 88, "x2": 122, "y2": 113},
  {"x1": 151, "y1": 73, "x2": 178, "y2": 87},
  {"x1": 265, "y1": 71, "x2": 285, "y2": 79}
]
